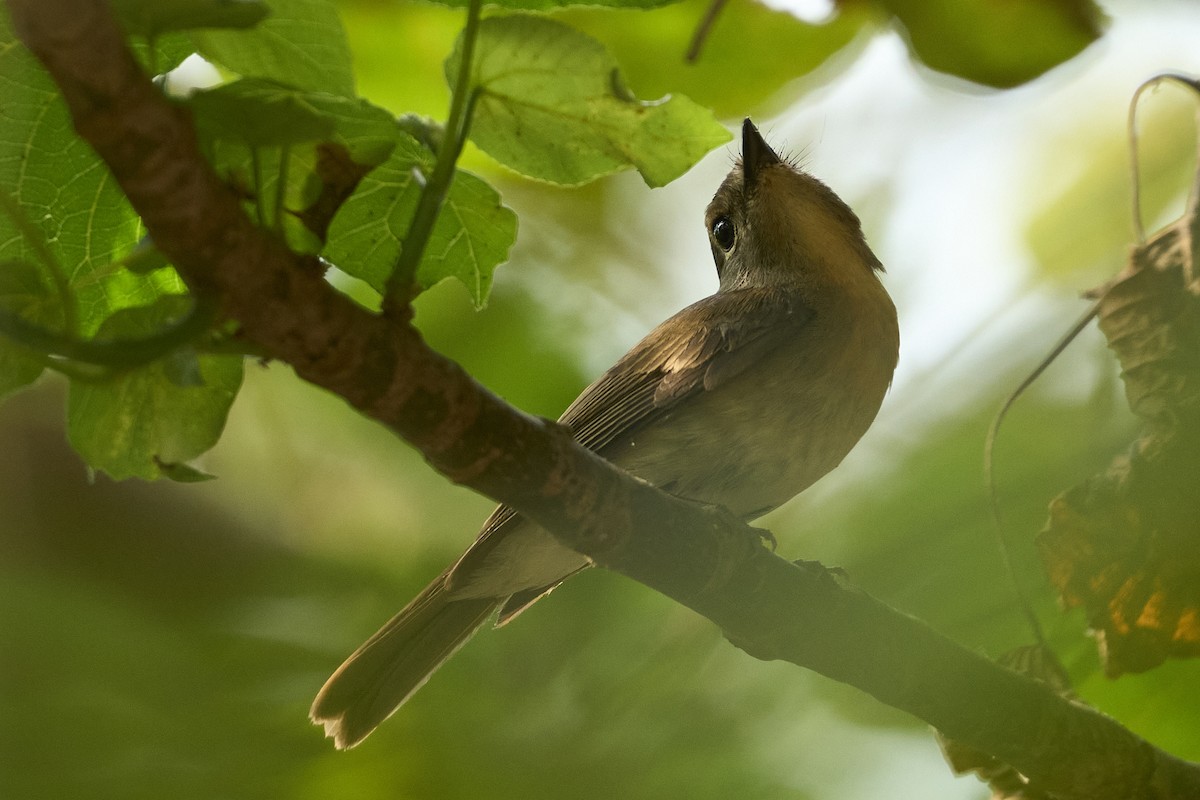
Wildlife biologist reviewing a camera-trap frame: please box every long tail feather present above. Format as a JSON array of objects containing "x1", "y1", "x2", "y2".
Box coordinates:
[{"x1": 310, "y1": 573, "x2": 501, "y2": 749}]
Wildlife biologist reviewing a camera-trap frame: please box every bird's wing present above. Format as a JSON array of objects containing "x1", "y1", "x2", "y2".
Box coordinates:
[
  {"x1": 560, "y1": 287, "x2": 813, "y2": 453},
  {"x1": 461, "y1": 287, "x2": 814, "y2": 547}
]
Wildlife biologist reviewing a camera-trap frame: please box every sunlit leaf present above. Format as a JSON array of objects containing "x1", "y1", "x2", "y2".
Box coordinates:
[
  {"x1": 449, "y1": 15, "x2": 730, "y2": 187},
  {"x1": 66, "y1": 297, "x2": 243, "y2": 481},
  {"x1": 191, "y1": 0, "x2": 355, "y2": 96},
  {"x1": 0, "y1": 13, "x2": 149, "y2": 337},
  {"x1": 421, "y1": 170, "x2": 517, "y2": 305},
  {"x1": 117, "y1": 237, "x2": 171, "y2": 276}
]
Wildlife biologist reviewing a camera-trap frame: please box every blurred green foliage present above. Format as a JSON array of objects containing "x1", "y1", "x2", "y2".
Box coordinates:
[
  {"x1": 1028, "y1": 87, "x2": 1199, "y2": 282},
  {"x1": 880, "y1": 0, "x2": 1103, "y2": 89}
]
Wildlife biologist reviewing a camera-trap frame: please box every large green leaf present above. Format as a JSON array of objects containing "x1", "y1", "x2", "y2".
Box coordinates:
[
  {"x1": 322, "y1": 135, "x2": 517, "y2": 308},
  {"x1": 563, "y1": 0, "x2": 874, "y2": 119},
  {"x1": 188, "y1": 80, "x2": 403, "y2": 251},
  {"x1": 419, "y1": 170, "x2": 518, "y2": 305},
  {"x1": 449, "y1": 15, "x2": 730, "y2": 187},
  {"x1": 66, "y1": 297, "x2": 243, "y2": 481},
  {"x1": 191, "y1": 0, "x2": 355, "y2": 96},
  {"x1": 190, "y1": 79, "x2": 337, "y2": 148},
  {"x1": 0, "y1": 9, "x2": 161, "y2": 336},
  {"x1": 881, "y1": 0, "x2": 1105, "y2": 88}
]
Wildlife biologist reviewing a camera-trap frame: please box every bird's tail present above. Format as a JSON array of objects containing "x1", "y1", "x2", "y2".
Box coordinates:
[{"x1": 310, "y1": 571, "x2": 501, "y2": 749}]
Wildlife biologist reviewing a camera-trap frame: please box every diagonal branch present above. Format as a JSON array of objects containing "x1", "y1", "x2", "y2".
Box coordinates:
[{"x1": 8, "y1": 1, "x2": 1200, "y2": 797}]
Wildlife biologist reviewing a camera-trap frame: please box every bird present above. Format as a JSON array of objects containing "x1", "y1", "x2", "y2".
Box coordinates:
[{"x1": 311, "y1": 118, "x2": 900, "y2": 749}]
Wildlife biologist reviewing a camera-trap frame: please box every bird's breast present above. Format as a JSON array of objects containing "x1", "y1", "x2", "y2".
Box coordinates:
[{"x1": 611, "y1": 305, "x2": 896, "y2": 519}]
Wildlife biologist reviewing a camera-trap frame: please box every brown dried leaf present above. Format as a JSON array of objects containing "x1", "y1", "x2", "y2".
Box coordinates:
[
  {"x1": 1037, "y1": 81, "x2": 1200, "y2": 676},
  {"x1": 1040, "y1": 431, "x2": 1200, "y2": 676},
  {"x1": 1092, "y1": 224, "x2": 1200, "y2": 433}
]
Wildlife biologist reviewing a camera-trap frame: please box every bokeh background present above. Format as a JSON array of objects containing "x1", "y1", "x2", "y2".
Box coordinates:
[{"x1": 4, "y1": 0, "x2": 1200, "y2": 797}]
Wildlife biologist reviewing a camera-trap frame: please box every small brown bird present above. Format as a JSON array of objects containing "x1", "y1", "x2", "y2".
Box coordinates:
[{"x1": 312, "y1": 119, "x2": 899, "y2": 749}]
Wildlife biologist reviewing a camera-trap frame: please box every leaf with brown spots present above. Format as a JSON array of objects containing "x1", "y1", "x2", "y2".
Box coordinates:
[{"x1": 1038, "y1": 75, "x2": 1200, "y2": 677}]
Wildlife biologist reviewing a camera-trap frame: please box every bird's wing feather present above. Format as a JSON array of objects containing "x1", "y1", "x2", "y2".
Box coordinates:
[
  {"x1": 458, "y1": 288, "x2": 813, "y2": 561},
  {"x1": 562, "y1": 288, "x2": 812, "y2": 449}
]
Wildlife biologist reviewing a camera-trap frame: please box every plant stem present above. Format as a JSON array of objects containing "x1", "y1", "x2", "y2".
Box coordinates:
[
  {"x1": 0, "y1": 189, "x2": 80, "y2": 336},
  {"x1": 275, "y1": 144, "x2": 291, "y2": 233},
  {"x1": 0, "y1": 296, "x2": 217, "y2": 368},
  {"x1": 250, "y1": 146, "x2": 266, "y2": 227},
  {"x1": 383, "y1": 0, "x2": 484, "y2": 313}
]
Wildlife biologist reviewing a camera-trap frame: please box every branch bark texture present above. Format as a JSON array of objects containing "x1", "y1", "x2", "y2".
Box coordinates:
[{"x1": 9, "y1": 1, "x2": 1200, "y2": 797}]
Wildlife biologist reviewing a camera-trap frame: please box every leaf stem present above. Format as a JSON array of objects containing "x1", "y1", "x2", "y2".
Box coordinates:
[
  {"x1": 983, "y1": 299, "x2": 1100, "y2": 650},
  {"x1": 251, "y1": 146, "x2": 267, "y2": 227},
  {"x1": 383, "y1": 0, "x2": 484, "y2": 313},
  {"x1": 686, "y1": 0, "x2": 729, "y2": 63},
  {"x1": 275, "y1": 144, "x2": 292, "y2": 233},
  {"x1": 0, "y1": 189, "x2": 80, "y2": 336},
  {"x1": 0, "y1": 294, "x2": 217, "y2": 368}
]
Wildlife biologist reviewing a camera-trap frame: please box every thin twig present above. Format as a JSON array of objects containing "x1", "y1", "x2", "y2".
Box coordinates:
[
  {"x1": 686, "y1": 0, "x2": 729, "y2": 63},
  {"x1": 983, "y1": 300, "x2": 1101, "y2": 648},
  {"x1": 275, "y1": 144, "x2": 291, "y2": 234},
  {"x1": 1127, "y1": 73, "x2": 1200, "y2": 245},
  {"x1": 250, "y1": 146, "x2": 266, "y2": 228},
  {"x1": 383, "y1": 0, "x2": 484, "y2": 313}
]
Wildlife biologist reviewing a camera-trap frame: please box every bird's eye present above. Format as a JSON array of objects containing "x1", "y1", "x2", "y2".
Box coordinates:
[{"x1": 711, "y1": 216, "x2": 736, "y2": 251}]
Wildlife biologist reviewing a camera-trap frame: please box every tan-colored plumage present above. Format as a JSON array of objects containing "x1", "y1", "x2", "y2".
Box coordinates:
[{"x1": 311, "y1": 119, "x2": 899, "y2": 749}]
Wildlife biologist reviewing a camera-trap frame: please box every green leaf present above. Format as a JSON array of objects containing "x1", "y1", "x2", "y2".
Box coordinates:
[
  {"x1": 450, "y1": 15, "x2": 730, "y2": 187},
  {"x1": 562, "y1": 0, "x2": 872, "y2": 119},
  {"x1": 302, "y1": 92, "x2": 405, "y2": 168},
  {"x1": 117, "y1": 237, "x2": 171, "y2": 276},
  {"x1": 190, "y1": 0, "x2": 355, "y2": 96},
  {"x1": 322, "y1": 137, "x2": 517, "y2": 307},
  {"x1": 0, "y1": 260, "x2": 59, "y2": 398},
  {"x1": 66, "y1": 297, "x2": 243, "y2": 481},
  {"x1": 114, "y1": 0, "x2": 269, "y2": 40},
  {"x1": 128, "y1": 32, "x2": 200, "y2": 77},
  {"x1": 188, "y1": 80, "x2": 402, "y2": 248},
  {"x1": 421, "y1": 171, "x2": 518, "y2": 306},
  {"x1": 881, "y1": 0, "x2": 1105, "y2": 88},
  {"x1": 191, "y1": 80, "x2": 336, "y2": 147},
  {"x1": 0, "y1": 12, "x2": 152, "y2": 338},
  {"x1": 154, "y1": 459, "x2": 218, "y2": 482}
]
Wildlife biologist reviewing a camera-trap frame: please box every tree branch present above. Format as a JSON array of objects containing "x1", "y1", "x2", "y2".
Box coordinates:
[{"x1": 8, "y1": 1, "x2": 1199, "y2": 797}]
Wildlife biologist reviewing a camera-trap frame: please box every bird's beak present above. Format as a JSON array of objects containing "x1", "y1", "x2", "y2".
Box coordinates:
[{"x1": 742, "y1": 118, "x2": 781, "y2": 190}]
